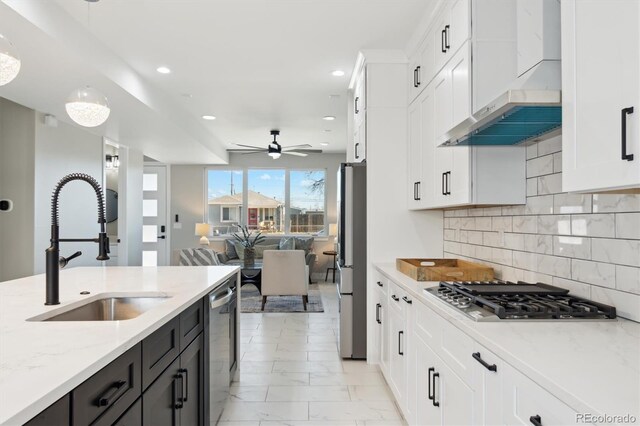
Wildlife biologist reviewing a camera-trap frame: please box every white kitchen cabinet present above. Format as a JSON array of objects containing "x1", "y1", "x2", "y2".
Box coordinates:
[
  {"x1": 472, "y1": 344, "x2": 504, "y2": 425},
  {"x1": 561, "y1": 0, "x2": 640, "y2": 192},
  {"x1": 350, "y1": 66, "x2": 367, "y2": 163},
  {"x1": 388, "y1": 304, "x2": 406, "y2": 406},
  {"x1": 371, "y1": 275, "x2": 389, "y2": 374},
  {"x1": 407, "y1": 99, "x2": 423, "y2": 209},
  {"x1": 415, "y1": 335, "x2": 442, "y2": 426},
  {"x1": 408, "y1": 84, "x2": 437, "y2": 209},
  {"x1": 433, "y1": 0, "x2": 470, "y2": 77}
]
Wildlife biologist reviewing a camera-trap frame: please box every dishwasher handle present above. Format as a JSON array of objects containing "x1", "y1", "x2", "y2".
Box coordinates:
[{"x1": 209, "y1": 288, "x2": 234, "y2": 309}]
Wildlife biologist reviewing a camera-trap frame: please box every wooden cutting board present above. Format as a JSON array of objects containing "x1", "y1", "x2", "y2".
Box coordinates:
[{"x1": 396, "y1": 258, "x2": 494, "y2": 282}]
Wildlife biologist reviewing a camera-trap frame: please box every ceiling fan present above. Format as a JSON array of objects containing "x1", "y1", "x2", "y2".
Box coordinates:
[{"x1": 227, "y1": 130, "x2": 322, "y2": 159}]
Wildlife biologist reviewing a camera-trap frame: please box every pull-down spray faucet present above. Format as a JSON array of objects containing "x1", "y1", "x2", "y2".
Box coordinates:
[{"x1": 45, "y1": 173, "x2": 110, "y2": 305}]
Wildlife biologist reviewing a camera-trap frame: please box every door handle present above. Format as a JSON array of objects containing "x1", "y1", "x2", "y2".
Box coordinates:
[
  {"x1": 472, "y1": 352, "x2": 497, "y2": 372},
  {"x1": 376, "y1": 303, "x2": 381, "y2": 324},
  {"x1": 355, "y1": 96, "x2": 360, "y2": 114},
  {"x1": 441, "y1": 29, "x2": 446, "y2": 53},
  {"x1": 413, "y1": 182, "x2": 417, "y2": 201},
  {"x1": 355, "y1": 143, "x2": 360, "y2": 159},
  {"x1": 428, "y1": 367, "x2": 435, "y2": 401},
  {"x1": 173, "y1": 374, "x2": 184, "y2": 409},
  {"x1": 416, "y1": 182, "x2": 421, "y2": 201},
  {"x1": 444, "y1": 25, "x2": 450, "y2": 50},
  {"x1": 445, "y1": 171, "x2": 451, "y2": 195},
  {"x1": 442, "y1": 172, "x2": 446, "y2": 195},
  {"x1": 413, "y1": 67, "x2": 418, "y2": 88},
  {"x1": 158, "y1": 235, "x2": 166, "y2": 239},
  {"x1": 179, "y1": 368, "x2": 189, "y2": 402},
  {"x1": 416, "y1": 66, "x2": 421, "y2": 86},
  {"x1": 622, "y1": 107, "x2": 635, "y2": 161},
  {"x1": 530, "y1": 415, "x2": 542, "y2": 426},
  {"x1": 432, "y1": 372, "x2": 440, "y2": 407},
  {"x1": 398, "y1": 331, "x2": 404, "y2": 355}
]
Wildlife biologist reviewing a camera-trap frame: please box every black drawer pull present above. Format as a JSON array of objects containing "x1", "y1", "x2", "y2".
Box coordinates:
[
  {"x1": 402, "y1": 296, "x2": 412, "y2": 304},
  {"x1": 355, "y1": 96, "x2": 360, "y2": 114},
  {"x1": 391, "y1": 294, "x2": 400, "y2": 302},
  {"x1": 398, "y1": 331, "x2": 404, "y2": 355},
  {"x1": 376, "y1": 303, "x2": 381, "y2": 324},
  {"x1": 441, "y1": 29, "x2": 446, "y2": 53},
  {"x1": 622, "y1": 106, "x2": 635, "y2": 161},
  {"x1": 427, "y1": 367, "x2": 435, "y2": 400},
  {"x1": 416, "y1": 65, "x2": 421, "y2": 86},
  {"x1": 179, "y1": 368, "x2": 189, "y2": 402},
  {"x1": 377, "y1": 281, "x2": 383, "y2": 287},
  {"x1": 472, "y1": 352, "x2": 497, "y2": 372},
  {"x1": 441, "y1": 172, "x2": 446, "y2": 195},
  {"x1": 432, "y1": 372, "x2": 440, "y2": 407},
  {"x1": 530, "y1": 415, "x2": 542, "y2": 426},
  {"x1": 413, "y1": 67, "x2": 418, "y2": 88},
  {"x1": 96, "y1": 380, "x2": 127, "y2": 407},
  {"x1": 444, "y1": 25, "x2": 450, "y2": 49},
  {"x1": 174, "y1": 374, "x2": 184, "y2": 409}
]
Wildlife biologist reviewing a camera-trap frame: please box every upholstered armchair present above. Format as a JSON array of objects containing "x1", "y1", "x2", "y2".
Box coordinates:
[{"x1": 261, "y1": 250, "x2": 309, "y2": 310}]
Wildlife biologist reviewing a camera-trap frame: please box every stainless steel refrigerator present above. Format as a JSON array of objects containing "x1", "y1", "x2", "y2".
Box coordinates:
[{"x1": 337, "y1": 163, "x2": 367, "y2": 359}]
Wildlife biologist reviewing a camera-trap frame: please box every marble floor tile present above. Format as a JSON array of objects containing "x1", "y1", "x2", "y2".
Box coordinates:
[
  {"x1": 237, "y1": 361, "x2": 274, "y2": 373},
  {"x1": 242, "y1": 351, "x2": 308, "y2": 362},
  {"x1": 220, "y1": 402, "x2": 309, "y2": 421},
  {"x1": 251, "y1": 335, "x2": 308, "y2": 344},
  {"x1": 243, "y1": 343, "x2": 279, "y2": 352},
  {"x1": 309, "y1": 372, "x2": 386, "y2": 386},
  {"x1": 236, "y1": 372, "x2": 310, "y2": 386},
  {"x1": 347, "y1": 386, "x2": 394, "y2": 401},
  {"x1": 261, "y1": 422, "x2": 356, "y2": 426},
  {"x1": 309, "y1": 401, "x2": 401, "y2": 421},
  {"x1": 266, "y1": 385, "x2": 351, "y2": 402},
  {"x1": 217, "y1": 421, "x2": 261, "y2": 426},
  {"x1": 272, "y1": 361, "x2": 343, "y2": 373},
  {"x1": 307, "y1": 335, "x2": 337, "y2": 343},
  {"x1": 230, "y1": 385, "x2": 269, "y2": 402},
  {"x1": 277, "y1": 343, "x2": 338, "y2": 352},
  {"x1": 308, "y1": 352, "x2": 342, "y2": 361},
  {"x1": 341, "y1": 362, "x2": 379, "y2": 373}
]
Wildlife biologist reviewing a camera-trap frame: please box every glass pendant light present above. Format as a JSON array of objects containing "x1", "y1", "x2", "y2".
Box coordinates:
[
  {"x1": 0, "y1": 34, "x2": 21, "y2": 86},
  {"x1": 65, "y1": 86, "x2": 111, "y2": 127}
]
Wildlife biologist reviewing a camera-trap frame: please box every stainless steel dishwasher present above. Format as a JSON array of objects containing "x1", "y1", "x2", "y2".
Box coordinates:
[{"x1": 207, "y1": 276, "x2": 237, "y2": 424}]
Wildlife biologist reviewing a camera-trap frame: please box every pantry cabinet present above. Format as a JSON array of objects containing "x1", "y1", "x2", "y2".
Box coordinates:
[
  {"x1": 350, "y1": 66, "x2": 367, "y2": 163},
  {"x1": 372, "y1": 275, "x2": 389, "y2": 374},
  {"x1": 561, "y1": 0, "x2": 640, "y2": 192}
]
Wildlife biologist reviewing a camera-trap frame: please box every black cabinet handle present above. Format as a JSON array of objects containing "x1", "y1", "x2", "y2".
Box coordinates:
[
  {"x1": 402, "y1": 296, "x2": 412, "y2": 304},
  {"x1": 432, "y1": 372, "x2": 440, "y2": 407},
  {"x1": 377, "y1": 281, "x2": 383, "y2": 287},
  {"x1": 416, "y1": 182, "x2": 421, "y2": 201},
  {"x1": 472, "y1": 352, "x2": 497, "y2": 372},
  {"x1": 391, "y1": 294, "x2": 400, "y2": 302},
  {"x1": 622, "y1": 106, "x2": 635, "y2": 161},
  {"x1": 445, "y1": 171, "x2": 451, "y2": 195},
  {"x1": 428, "y1": 367, "x2": 435, "y2": 401},
  {"x1": 416, "y1": 66, "x2": 421, "y2": 86},
  {"x1": 442, "y1": 172, "x2": 446, "y2": 195},
  {"x1": 174, "y1": 374, "x2": 184, "y2": 409},
  {"x1": 376, "y1": 303, "x2": 381, "y2": 324},
  {"x1": 530, "y1": 415, "x2": 542, "y2": 426},
  {"x1": 441, "y1": 29, "x2": 446, "y2": 53},
  {"x1": 445, "y1": 25, "x2": 450, "y2": 50},
  {"x1": 355, "y1": 96, "x2": 360, "y2": 114},
  {"x1": 171, "y1": 377, "x2": 179, "y2": 423},
  {"x1": 398, "y1": 331, "x2": 404, "y2": 355},
  {"x1": 96, "y1": 380, "x2": 127, "y2": 407},
  {"x1": 355, "y1": 143, "x2": 360, "y2": 159},
  {"x1": 413, "y1": 67, "x2": 418, "y2": 88},
  {"x1": 413, "y1": 182, "x2": 417, "y2": 201},
  {"x1": 179, "y1": 368, "x2": 189, "y2": 402}
]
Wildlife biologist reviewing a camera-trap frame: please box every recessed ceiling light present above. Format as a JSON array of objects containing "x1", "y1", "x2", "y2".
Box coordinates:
[
  {"x1": 323, "y1": 116, "x2": 336, "y2": 121},
  {"x1": 156, "y1": 66, "x2": 171, "y2": 74},
  {"x1": 320, "y1": 143, "x2": 329, "y2": 146},
  {"x1": 331, "y1": 70, "x2": 345, "y2": 77},
  {"x1": 324, "y1": 129, "x2": 332, "y2": 132},
  {"x1": 181, "y1": 93, "x2": 193, "y2": 98},
  {"x1": 202, "y1": 115, "x2": 216, "y2": 120}
]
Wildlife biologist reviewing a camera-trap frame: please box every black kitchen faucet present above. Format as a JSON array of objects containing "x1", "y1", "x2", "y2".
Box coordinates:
[{"x1": 45, "y1": 173, "x2": 110, "y2": 305}]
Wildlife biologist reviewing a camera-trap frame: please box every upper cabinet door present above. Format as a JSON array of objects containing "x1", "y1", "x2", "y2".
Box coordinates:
[
  {"x1": 408, "y1": 100, "x2": 423, "y2": 209},
  {"x1": 562, "y1": 0, "x2": 640, "y2": 192},
  {"x1": 447, "y1": 0, "x2": 470, "y2": 57}
]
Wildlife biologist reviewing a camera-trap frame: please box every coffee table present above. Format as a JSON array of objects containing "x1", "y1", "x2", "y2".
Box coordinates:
[{"x1": 241, "y1": 262, "x2": 263, "y2": 294}]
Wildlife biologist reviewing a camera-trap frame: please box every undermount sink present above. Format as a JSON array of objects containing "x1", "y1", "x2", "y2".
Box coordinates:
[{"x1": 34, "y1": 295, "x2": 171, "y2": 322}]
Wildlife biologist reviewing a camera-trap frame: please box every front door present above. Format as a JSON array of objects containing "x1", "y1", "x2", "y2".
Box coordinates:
[
  {"x1": 248, "y1": 208, "x2": 258, "y2": 227},
  {"x1": 142, "y1": 165, "x2": 168, "y2": 266}
]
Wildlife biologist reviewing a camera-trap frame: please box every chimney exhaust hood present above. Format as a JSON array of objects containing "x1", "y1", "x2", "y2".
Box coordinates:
[{"x1": 439, "y1": 89, "x2": 562, "y2": 147}]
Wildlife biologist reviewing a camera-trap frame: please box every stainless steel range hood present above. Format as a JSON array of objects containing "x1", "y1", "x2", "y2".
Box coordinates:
[{"x1": 439, "y1": 89, "x2": 562, "y2": 147}]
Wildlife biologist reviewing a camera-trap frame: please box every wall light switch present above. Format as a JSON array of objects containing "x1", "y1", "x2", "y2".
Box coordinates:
[{"x1": 173, "y1": 222, "x2": 182, "y2": 229}]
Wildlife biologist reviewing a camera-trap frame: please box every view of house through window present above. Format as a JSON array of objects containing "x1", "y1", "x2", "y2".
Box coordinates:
[{"x1": 206, "y1": 168, "x2": 326, "y2": 235}]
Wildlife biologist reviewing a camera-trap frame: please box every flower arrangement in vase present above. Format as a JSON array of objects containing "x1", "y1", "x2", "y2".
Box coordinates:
[{"x1": 232, "y1": 225, "x2": 266, "y2": 267}]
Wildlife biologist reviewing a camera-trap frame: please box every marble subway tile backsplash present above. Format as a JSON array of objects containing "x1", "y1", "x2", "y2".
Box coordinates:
[{"x1": 443, "y1": 137, "x2": 640, "y2": 322}]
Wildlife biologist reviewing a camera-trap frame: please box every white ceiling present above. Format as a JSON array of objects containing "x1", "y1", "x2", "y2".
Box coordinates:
[{"x1": 1, "y1": 0, "x2": 433, "y2": 162}]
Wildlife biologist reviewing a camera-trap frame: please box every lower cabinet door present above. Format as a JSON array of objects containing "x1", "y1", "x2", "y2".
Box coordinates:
[
  {"x1": 438, "y1": 359, "x2": 474, "y2": 426},
  {"x1": 25, "y1": 394, "x2": 70, "y2": 426},
  {"x1": 143, "y1": 357, "x2": 180, "y2": 426},
  {"x1": 113, "y1": 397, "x2": 142, "y2": 425},
  {"x1": 180, "y1": 334, "x2": 205, "y2": 426},
  {"x1": 388, "y1": 309, "x2": 406, "y2": 405},
  {"x1": 415, "y1": 336, "x2": 441, "y2": 426}
]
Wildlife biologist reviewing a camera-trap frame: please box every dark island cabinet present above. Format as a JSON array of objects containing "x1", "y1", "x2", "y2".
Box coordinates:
[{"x1": 23, "y1": 298, "x2": 208, "y2": 426}]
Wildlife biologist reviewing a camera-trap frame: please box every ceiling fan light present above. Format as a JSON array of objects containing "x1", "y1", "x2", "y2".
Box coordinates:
[
  {"x1": 268, "y1": 152, "x2": 281, "y2": 159},
  {"x1": 65, "y1": 86, "x2": 110, "y2": 127},
  {"x1": 0, "y1": 34, "x2": 21, "y2": 86}
]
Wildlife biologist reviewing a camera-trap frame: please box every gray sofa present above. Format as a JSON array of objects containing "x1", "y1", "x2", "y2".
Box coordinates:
[{"x1": 217, "y1": 236, "x2": 316, "y2": 282}]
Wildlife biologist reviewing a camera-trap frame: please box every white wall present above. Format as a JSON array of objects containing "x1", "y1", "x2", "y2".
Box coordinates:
[
  {"x1": 0, "y1": 98, "x2": 36, "y2": 281},
  {"x1": 122, "y1": 148, "x2": 144, "y2": 266},
  {"x1": 170, "y1": 153, "x2": 345, "y2": 275},
  {"x1": 33, "y1": 113, "x2": 105, "y2": 273}
]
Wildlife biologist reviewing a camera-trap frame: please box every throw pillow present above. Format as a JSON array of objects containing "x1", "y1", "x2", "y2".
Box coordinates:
[
  {"x1": 232, "y1": 241, "x2": 246, "y2": 260},
  {"x1": 293, "y1": 237, "x2": 314, "y2": 255},
  {"x1": 225, "y1": 239, "x2": 238, "y2": 259},
  {"x1": 279, "y1": 237, "x2": 295, "y2": 250},
  {"x1": 255, "y1": 244, "x2": 279, "y2": 259},
  {"x1": 179, "y1": 248, "x2": 220, "y2": 266}
]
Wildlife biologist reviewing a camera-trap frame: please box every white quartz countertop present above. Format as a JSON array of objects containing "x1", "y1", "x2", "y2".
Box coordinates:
[
  {"x1": 0, "y1": 266, "x2": 239, "y2": 425},
  {"x1": 374, "y1": 263, "x2": 640, "y2": 420}
]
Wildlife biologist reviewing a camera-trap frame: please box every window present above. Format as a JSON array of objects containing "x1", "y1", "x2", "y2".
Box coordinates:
[
  {"x1": 290, "y1": 170, "x2": 326, "y2": 234},
  {"x1": 206, "y1": 168, "x2": 326, "y2": 235},
  {"x1": 247, "y1": 169, "x2": 285, "y2": 233},
  {"x1": 207, "y1": 170, "x2": 243, "y2": 234}
]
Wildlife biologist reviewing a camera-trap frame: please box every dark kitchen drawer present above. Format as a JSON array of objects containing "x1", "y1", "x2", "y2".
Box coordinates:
[
  {"x1": 142, "y1": 316, "x2": 180, "y2": 389},
  {"x1": 24, "y1": 394, "x2": 70, "y2": 426},
  {"x1": 113, "y1": 397, "x2": 142, "y2": 426},
  {"x1": 72, "y1": 343, "x2": 142, "y2": 426},
  {"x1": 180, "y1": 299, "x2": 204, "y2": 351}
]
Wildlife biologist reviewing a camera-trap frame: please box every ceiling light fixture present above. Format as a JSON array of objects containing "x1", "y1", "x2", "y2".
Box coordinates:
[
  {"x1": 320, "y1": 143, "x2": 329, "y2": 146},
  {"x1": 156, "y1": 66, "x2": 171, "y2": 74},
  {"x1": 202, "y1": 115, "x2": 216, "y2": 120},
  {"x1": 331, "y1": 70, "x2": 345, "y2": 77},
  {"x1": 323, "y1": 116, "x2": 336, "y2": 121},
  {"x1": 65, "y1": 86, "x2": 110, "y2": 127},
  {"x1": 0, "y1": 34, "x2": 21, "y2": 86}
]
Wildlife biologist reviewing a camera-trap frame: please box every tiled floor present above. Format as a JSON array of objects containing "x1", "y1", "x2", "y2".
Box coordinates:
[{"x1": 219, "y1": 281, "x2": 405, "y2": 426}]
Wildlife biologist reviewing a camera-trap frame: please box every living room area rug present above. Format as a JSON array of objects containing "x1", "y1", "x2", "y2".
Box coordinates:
[{"x1": 241, "y1": 284, "x2": 325, "y2": 313}]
